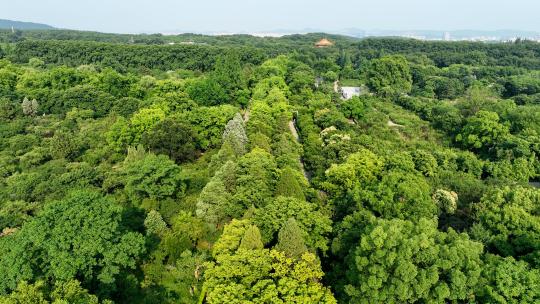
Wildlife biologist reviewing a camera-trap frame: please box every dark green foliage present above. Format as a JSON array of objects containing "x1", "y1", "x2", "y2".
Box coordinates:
[
  {"x1": 12, "y1": 40, "x2": 265, "y2": 72},
  {"x1": 0, "y1": 190, "x2": 145, "y2": 296},
  {"x1": 142, "y1": 118, "x2": 198, "y2": 163},
  {"x1": 365, "y1": 55, "x2": 413, "y2": 95},
  {"x1": 274, "y1": 167, "x2": 306, "y2": 200},
  {"x1": 110, "y1": 97, "x2": 141, "y2": 117},
  {"x1": 210, "y1": 51, "x2": 247, "y2": 104},
  {"x1": 186, "y1": 77, "x2": 228, "y2": 106},
  {"x1": 49, "y1": 130, "x2": 83, "y2": 161}
]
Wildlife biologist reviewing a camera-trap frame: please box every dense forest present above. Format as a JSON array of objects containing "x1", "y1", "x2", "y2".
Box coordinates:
[{"x1": 1, "y1": 29, "x2": 540, "y2": 303}]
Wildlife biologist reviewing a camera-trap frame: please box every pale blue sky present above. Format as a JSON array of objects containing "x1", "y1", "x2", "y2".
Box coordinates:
[{"x1": 2, "y1": 0, "x2": 539, "y2": 34}]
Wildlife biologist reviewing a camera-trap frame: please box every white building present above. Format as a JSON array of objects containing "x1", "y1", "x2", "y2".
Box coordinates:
[{"x1": 340, "y1": 87, "x2": 361, "y2": 100}]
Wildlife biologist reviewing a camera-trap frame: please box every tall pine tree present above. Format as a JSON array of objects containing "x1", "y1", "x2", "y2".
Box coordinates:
[{"x1": 275, "y1": 218, "x2": 308, "y2": 259}]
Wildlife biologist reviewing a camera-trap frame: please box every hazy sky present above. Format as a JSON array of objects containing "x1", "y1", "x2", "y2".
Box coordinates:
[{"x1": 2, "y1": 0, "x2": 540, "y2": 34}]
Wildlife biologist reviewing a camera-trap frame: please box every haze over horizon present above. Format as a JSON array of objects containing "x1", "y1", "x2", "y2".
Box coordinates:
[{"x1": 3, "y1": 0, "x2": 540, "y2": 34}]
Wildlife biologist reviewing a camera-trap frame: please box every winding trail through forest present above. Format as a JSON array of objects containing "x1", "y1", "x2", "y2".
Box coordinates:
[{"x1": 289, "y1": 118, "x2": 311, "y2": 181}]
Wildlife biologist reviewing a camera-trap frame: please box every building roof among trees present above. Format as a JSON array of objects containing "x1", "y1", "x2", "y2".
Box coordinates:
[{"x1": 315, "y1": 38, "x2": 334, "y2": 47}]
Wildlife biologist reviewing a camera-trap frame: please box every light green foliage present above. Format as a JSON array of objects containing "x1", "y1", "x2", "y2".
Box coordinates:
[
  {"x1": 0, "y1": 200, "x2": 36, "y2": 230},
  {"x1": 196, "y1": 177, "x2": 233, "y2": 226},
  {"x1": 93, "y1": 68, "x2": 132, "y2": 97},
  {"x1": 222, "y1": 113, "x2": 248, "y2": 156},
  {"x1": 456, "y1": 110, "x2": 510, "y2": 151},
  {"x1": 129, "y1": 107, "x2": 166, "y2": 144},
  {"x1": 340, "y1": 96, "x2": 365, "y2": 121},
  {"x1": 0, "y1": 190, "x2": 145, "y2": 294},
  {"x1": 246, "y1": 100, "x2": 275, "y2": 138},
  {"x1": 142, "y1": 250, "x2": 207, "y2": 304},
  {"x1": 233, "y1": 148, "x2": 278, "y2": 209},
  {"x1": 252, "y1": 76, "x2": 290, "y2": 101},
  {"x1": 275, "y1": 218, "x2": 308, "y2": 259},
  {"x1": 411, "y1": 149, "x2": 438, "y2": 177},
  {"x1": 144, "y1": 210, "x2": 168, "y2": 236},
  {"x1": 324, "y1": 149, "x2": 384, "y2": 196},
  {"x1": 472, "y1": 186, "x2": 540, "y2": 261},
  {"x1": 254, "y1": 196, "x2": 332, "y2": 252},
  {"x1": 208, "y1": 141, "x2": 237, "y2": 173},
  {"x1": 324, "y1": 149, "x2": 436, "y2": 220},
  {"x1": 478, "y1": 254, "x2": 540, "y2": 303},
  {"x1": 365, "y1": 55, "x2": 412, "y2": 94},
  {"x1": 0, "y1": 280, "x2": 101, "y2": 304},
  {"x1": 3, "y1": 33, "x2": 540, "y2": 304},
  {"x1": 433, "y1": 189, "x2": 458, "y2": 214},
  {"x1": 181, "y1": 105, "x2": 238, "y2": 149},
  {"x1": 238, "y1": 225, "x2": 264, "y2": 250},
  {"x1": 28, "y1": 57, "x2": 45, "y2": 68},
  {"x1": 122, "y1": 152, "x2": 185, "y2": 202},
  {"x1": 254, "y1": 55, "x2": 289, "y2": 80},
  {"x1": 204, "y1": 249, "x2": 336, "y2": 304},
  {"x1": 50, "y1": 280, "x2": 101, "y2": 304},
  {"x1": 0, "y1": 98, "x2": 19, "y2": 121},
  {"x1": 106, "y1": 117, "x2": 133, "y2": 152},
  {"x1": 107, "y1": 107, "x2": 166, "y2": 152},
  {"x1": 273, "y1": 132, "x2": 302, "y2": 169},
  {"x1": 248, "y1": 132, "x2": 272, "y2": 152},
  {"x1": 212, "y1": 219, "x2": 252, "y2": 257},
  {"x1": 485, "y1": 157, "x2": 536, "y2": 184},
  {"x1": 0, "y1": 281, "x2": 48, "y2": 304},
  {"x1": 204, "y1": 220, "x2": 336, "y2": 304},
  {"x1": 344, "y1": 218, "x2": 483, "y2": 303},
  {"x1": 196, "y1": 161, "x2": 238, "y2": 225},
  {"x1": 21, "y1": 97, "x2": 38, "y2": 116}
]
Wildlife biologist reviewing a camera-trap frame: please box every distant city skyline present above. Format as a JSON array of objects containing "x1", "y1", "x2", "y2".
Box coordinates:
[{"x1": 3, "y1": 0, "x2": 540, "y2": 34}]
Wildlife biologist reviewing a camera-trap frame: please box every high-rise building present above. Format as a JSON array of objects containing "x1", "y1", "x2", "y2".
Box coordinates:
[{"x1": 444, "y1": 32, "x2": 451, "y2": 41}]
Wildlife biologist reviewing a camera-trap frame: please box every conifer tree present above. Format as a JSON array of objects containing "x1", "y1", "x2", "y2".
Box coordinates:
[
  {"x1": 239, "y1": 225, "x2": 264, "y2": 250},
  {"x1": 222, "y1": 113, "x2": 248, "y2": 156},
  {"x1": 275, "y1": 167, "x2": 305, "y2": 200},
  {"x1": 275, "y1": 218, "x2": 308, "y2": 258},
  {"x1": 144, "y1": 210, "x2": 168, "y2": 236},
  {"x1": 21, "y1": 97, "x2": 38, "y2": 116}
]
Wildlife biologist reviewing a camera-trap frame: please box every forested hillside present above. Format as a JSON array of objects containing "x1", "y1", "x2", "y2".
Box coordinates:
[
  {"x1": 0, "y1": 31, "x2": 539, "y2": 303},
  {"x1": 0, "y1": 19, "x2": 54, "y2": 30}
]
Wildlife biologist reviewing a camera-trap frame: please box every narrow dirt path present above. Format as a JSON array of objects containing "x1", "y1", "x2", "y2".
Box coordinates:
[
  {"x1": 289, "y1": 118, "x2": 311, "y2": 181},
  {"x1": 387, "y1": 119, "x2": 404, "y2": 128},
  {"x1": 243, "y1": 108, "x2": 250, "y2": 123},
  {"x1": 288, "y1": 120, "x2": 299, "y2": 141}
]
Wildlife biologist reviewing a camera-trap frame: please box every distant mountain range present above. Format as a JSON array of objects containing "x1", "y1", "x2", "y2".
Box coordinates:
[
  {"x1": 1, "y1": 18, "x2": 539, "y2": 42},
  {"x1": 183, "y1": 28, "x2": 540, "y2": 42},
  {"x1": 0, "y1": 19, "x2": 54, "y2": 30}
]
